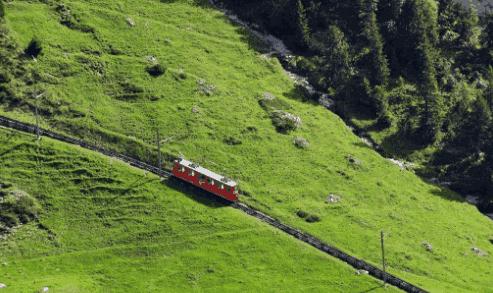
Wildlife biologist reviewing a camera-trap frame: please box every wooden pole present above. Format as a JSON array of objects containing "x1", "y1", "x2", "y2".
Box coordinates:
[
  {"x1": 156, "y1": 127, "x2": 162, "y2": 174},
  {"x1": 381, "y1": 230, "x2": 387, "y2": 286},
  {"x1": 34, "y1": 93, "x2": 43, "y2": 140}
]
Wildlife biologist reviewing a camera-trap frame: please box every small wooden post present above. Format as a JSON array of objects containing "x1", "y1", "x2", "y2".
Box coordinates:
[
  {"x1": 34, "y1": 93, "x2": 43, "y2": 140},
  {"x1": 156, "y1": 127, "x2": 162, "y2": 174},
  {"x1": 381, "y1": 230, "x2": 387, "y2": 286}
]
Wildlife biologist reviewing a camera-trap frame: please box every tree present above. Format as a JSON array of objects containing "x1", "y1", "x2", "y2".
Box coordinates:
[
  {"x1": 0, "y1": 0, "x2": 5, "y2": 19},
  {"x1": 24, "y1": 37, "x2": 42, "y2": 58},
  {"x1": 397, "y1": 0, "x2": 442, "y2": 142},
  {"x1": 295, "y1": 0, "x2": 311, "y2": 50},
  {"x1": 321, "y1": 25, "x2": 352, "y2": 92},
  {"x1": 358, "y1": 0, "x2": 390, "y2": 86}
]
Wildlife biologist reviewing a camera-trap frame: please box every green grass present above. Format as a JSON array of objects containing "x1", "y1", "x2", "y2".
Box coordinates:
[
  {"x1": 1, "y1": 0, "x2": 493, "y2": 291},
  {"x1": 0, "y1": 128, "x2": 392, "y2": 292}
]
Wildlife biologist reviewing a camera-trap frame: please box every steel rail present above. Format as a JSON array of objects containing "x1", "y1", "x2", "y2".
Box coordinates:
[{"x1": 0, "y1": 115, "x2": 427, "y2": 292}]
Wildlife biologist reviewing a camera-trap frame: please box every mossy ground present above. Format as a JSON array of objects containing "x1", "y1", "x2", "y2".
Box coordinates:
[{"x1": 1, "y1": 0, "x2": 493, "y2": 291}]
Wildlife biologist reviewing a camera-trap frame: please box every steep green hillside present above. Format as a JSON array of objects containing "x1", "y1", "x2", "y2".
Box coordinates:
[
  {"x1": 0, "y1": 128, "x2": 391, "y2": 292},
  {"x1": 1, "y1": 0, "x2": 493, "y2": 292}
]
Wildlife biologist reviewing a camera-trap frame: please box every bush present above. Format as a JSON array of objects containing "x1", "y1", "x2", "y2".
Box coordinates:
[
  {"x1": 0, "y1": 187, "x2": 40, "y2": 229},
  {"x1": 24, "y1": 37, "x2": 43, "y2": 58},
  {"x1": 224, "y1": 136, "x2": 242, "y2": 146},
  {"x1": 305, "y1": 214, "x2": 321, "y2": 223},
  {"x1": 296, "y1": 210, "x2": 308, "y2": 218},
  {"x1": 293, "y1": 136, "x2": 309, "y2": 149},
  {"x1": 146, "y1": 63, "x2": 166, "y2": 77},
  {"x1": 0, "y1": 0, "x2": 5, "y2": 19},
  {"x1": 270, "y1": 110, "x2": 301, "y2": 133}
]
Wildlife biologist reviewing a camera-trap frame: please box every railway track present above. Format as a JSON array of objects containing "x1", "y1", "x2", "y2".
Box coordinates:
[{"x1": 0, "y1": 115, "x2": 427, "y2": 293}]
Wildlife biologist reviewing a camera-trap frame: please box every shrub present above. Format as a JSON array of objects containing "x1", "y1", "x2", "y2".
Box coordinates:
[
  {"x1": 0, "y1": 187, "x2": 40, "y2": 229},
  {"x1": 146, "y1": 63, "x2": 166, "y2": 77},
  {"x1": 0, "y1": 0, "x2": 5, "y2": 19},
  {"x1": 293, "y1": 136, "x2": 309, "y2": 149},
  {"x1": 24, "y1": 37, "x2": 43, "y2": 58},
  {"x1": 296, "y1": 210, "x2": 308, "y2": 218},
  {"x1": 270, "y1": 110, "x2": 301, "y2": 133},
  {"x1": 224, "y1": 136, "x2": 242, "y2": 146},
  {"x1": 305, "y1": 214, "x2": 321, "y2": 223}
]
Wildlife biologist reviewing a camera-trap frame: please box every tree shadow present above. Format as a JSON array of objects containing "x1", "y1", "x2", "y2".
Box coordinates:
[{"x1": 164, "y1": 176, "x2": 232, "y2": 208}]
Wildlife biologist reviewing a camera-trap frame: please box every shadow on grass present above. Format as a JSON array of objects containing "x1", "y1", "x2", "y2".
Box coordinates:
[{"x1": 165, "y1": 176, "x2": 232, "y2": 208}]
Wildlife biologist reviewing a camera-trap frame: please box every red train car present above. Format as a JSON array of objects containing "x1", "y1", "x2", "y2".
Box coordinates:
[{"x1": 172, "y1": 158, "x2": 239, "y2": 202}]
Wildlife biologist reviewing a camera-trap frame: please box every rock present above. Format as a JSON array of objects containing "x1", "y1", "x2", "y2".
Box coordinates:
[
  {"x1": 319, "y1": 95, "x2": 335, "y2": 109},
  {"x1": 293, "y1": 137, "x2": 309, "y2": 149},
  {"x1": 192, "y1": 106, "x2": 200, "y2": 114},
  {"x1": 125, "y1": 17, "x2": 135, "y2": 27},
  {"x1": 326, "y1": 194, "x2": 341, "y2": 204},
  {"x1": 346, "y1": 155, "x2": 361, "y2": 166},
  {"x1": 197, "y1": 79, "x2": 216, "y2": 96},
  {"x1": 355, "y1": 269, "x2": 369, "y2": 275},
  {"x1": 388, "y1": 158, "x2": 415, "y2": 171},
  {"x1": 422, "y1": 242, "x2": 433, "y2": 252},
  {"x1": 0, "y1": 283, "x2": 6, "y2": 289},
  {"x1": 466, "y1": 195, "x2": 480, "y2": 205},
  {"x1": 146, "y1": 55, "x2": 157, "y2": 63},
  {"x1": 271, "y1": 110, "x2": 302, "y2": 133},
  {"x1": 262, "y1": 92, "x2": 276, "y2": 101},
  {"x1": 471, "y1": 247, "x2": 488, "y2": 256}
]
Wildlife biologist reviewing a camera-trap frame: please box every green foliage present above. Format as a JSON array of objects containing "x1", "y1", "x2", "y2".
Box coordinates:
[
  {"x1": 295, "y1": 0, "x2": 310, "y2": 49},
  {"x1": 146, "y1": 63, "x2": 166, "y2": 77},
  {"x1": 358, "y1": 0, "x2": 389, "y2": 86},
  {"x1": 0, "y1": 0, "x2": 4, "y2": 19},
  {"x1": 0, "y1": 129, "x2": 389, "y2": 292},
  {"x1": 0, "y1": 184, "x2": 40, "y2": 231},
  {"x1": 1, "y1": 1, "x2": 493, "y2": 291},
  {"x1": 24, "y1": 37, "x2": 42, "y2": 58}
]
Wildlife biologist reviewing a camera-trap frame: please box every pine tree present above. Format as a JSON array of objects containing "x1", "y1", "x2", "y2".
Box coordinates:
[
  {"x1": 0, "y1": 0, "x2": 5, "y2": 19},
  {"x1": 397, "y1": 0, "x2": 442, "y2": 142},
  {"x1": 359, "y1": 0, "x2": 390, "y2": 86},
  {"x1": 321, "y1": 25, "x2": 352, "y2": 92},
  {"x1": 295, "y1": 0, "x2": 311, "y2": 50}
]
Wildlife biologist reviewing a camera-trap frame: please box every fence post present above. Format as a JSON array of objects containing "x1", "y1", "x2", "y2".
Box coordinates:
[{"x1": 381, "y1": 230, "x2": 387, "y2": 286}]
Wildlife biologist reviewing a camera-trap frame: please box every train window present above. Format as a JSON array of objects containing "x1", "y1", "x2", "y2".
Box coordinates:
[
  {"x1": 189, "y1": 170, "x2": 195, "y2": 176},
  {"x1": 226, "y1": 187, "x2": 231, "y2": 192},
  {"x1": 199, "y1": 174, "x2": 205, "y2": 180},
  {"x1": 220, "y1": 184, "x2": 225, "y2": 190},
  {"x1": 179, "y1": 166, "x2": 185, "y2": 172},
  {"x1": 208, "y1": 178, "x2": 214, "y2": 185}
]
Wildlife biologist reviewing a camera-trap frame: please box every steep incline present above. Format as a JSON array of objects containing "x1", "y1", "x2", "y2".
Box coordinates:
[
  {"x1": 1, "y1": 0, "x2": 493, "y2": 291},
  {"x1": 0, "y1": 127, "x2": 393, "y2": 292}
]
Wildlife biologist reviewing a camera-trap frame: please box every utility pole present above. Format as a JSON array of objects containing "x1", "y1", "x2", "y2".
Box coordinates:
[
  {"x1": 156, "y1": 127, "x2": 162, "y2": 175},
  {"x1": 34, "y1": 93, "x2": 43, "y2": 140},
  {"x1": 381, "y1": 230, "x2": 387, "y2": 286}
]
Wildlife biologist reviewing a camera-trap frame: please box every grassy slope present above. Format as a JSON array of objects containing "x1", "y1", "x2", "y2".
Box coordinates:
[
  {"x1": 1, "y1": 0, "x2": 493, "y2": 291},
  {"x1": 0, "y1": 128, "x2": 391, "y2": 292}
]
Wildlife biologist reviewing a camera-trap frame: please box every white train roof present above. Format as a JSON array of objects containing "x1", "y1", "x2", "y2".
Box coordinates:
[{"x1": 177, "y1": 158, "x2": 237, "y2": 187}]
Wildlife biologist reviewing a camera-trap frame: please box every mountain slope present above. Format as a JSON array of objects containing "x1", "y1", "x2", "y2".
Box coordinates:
[
  {"x1": 0, "y1": 127, "x2": 392, "y2": 292},
  {"x1": 0, "y1": 0, "x2": 493, "y2": 291}
]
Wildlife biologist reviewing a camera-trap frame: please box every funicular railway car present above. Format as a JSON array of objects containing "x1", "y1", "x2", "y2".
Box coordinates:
[{"x1": 172, "y1": 158, "x2": 239, "y2": 202}]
